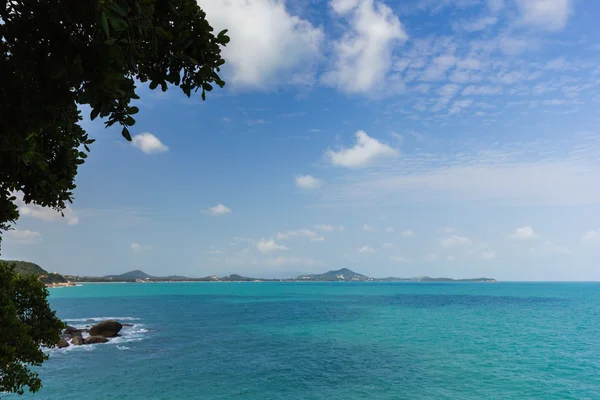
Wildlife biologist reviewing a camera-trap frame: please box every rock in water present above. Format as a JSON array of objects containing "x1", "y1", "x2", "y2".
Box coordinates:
[
  {"x1": 89, "y1": 320, "x2": 122, "y2": 337},
  {"x1": 57, "y1": 339, "x2": 70, "y2": 348},
  {"x1": 71, "y1": 336, "x2": 85, "y2": 346},
  {"x1": 84, "y1": 336, "x2": 109, "y2": 344},
  {"x1": 64, "y1": 326, "x2": 78, "y2": 335}
]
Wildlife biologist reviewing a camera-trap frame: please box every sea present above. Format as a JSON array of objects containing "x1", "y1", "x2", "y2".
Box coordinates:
[{"x1": 6, "y1": 282, "x2": 600, "y2": 399}]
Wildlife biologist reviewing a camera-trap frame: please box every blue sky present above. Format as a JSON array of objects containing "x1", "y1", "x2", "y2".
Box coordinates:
[{"x1": 4, "y1": 0, "x2": 600, "y2": 280}]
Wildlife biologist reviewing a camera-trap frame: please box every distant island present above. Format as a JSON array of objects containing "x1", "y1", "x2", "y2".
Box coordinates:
[
  {"x1": 64, "y1": 267, "x2": 497, "y2": 283},
  {"x1": 4, "y1": 260, "x2": 76, "y2": 287},
  {"x1": 2, "y1": 261, "x2": 497, "y2": 284}
]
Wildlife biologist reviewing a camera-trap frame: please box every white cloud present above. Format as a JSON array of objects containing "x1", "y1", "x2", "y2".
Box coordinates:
[
  {"x1": 277, "y1": 229, "x2": 319, "y2": 240},
  {"x1": 198, "y1": 0, "x2": 323, "y2": 87},
  {"x1": 131, "y1": 242, "x2": 153, "y2": 251},
  {"x1": 264, "y1": 257, "x2": 324, "y2": 267},
  {"x1": 328, "y1": 130, "x2": 398, "y2": 168},
  {"x1": 385, "y1": 227, "x2": 394, "y2": 233},
  {"x1": 321, "y1": 0, "x2": 407, "y2": 94},
  {"x1": 389, "y1": 255, "x2": 408, "y2": 263},
  {"x1": 358, "y1": 245, "x2": 375, "y2": 253},
  {"x1": 5, "y1": 229, "x2": 41, "y2": 244},
  {"x1": 462, "y1": 85, "x2": 503, "y2": 96},
  {"x1": 363, "y1": 224, "x2": 375, "y2": 232},
  {"x1": 296, "y1": 175, "x2": 323, "y2": 190},
  {"x1": 509, "y1": 226, "x2": 537, "y2": 240},
  {"x1": 459, "y1": 16, "x2": 498, "y2": 32},
  {"x1": 256, "y1": 239, "x2": 289, "y2": 253},
  {"x1": 482, "y1": 251, "x2": 496, "y2": 259},
  {"x1": 441, "y1": 235, "x2": 472, "y2": 248},
  {"x1": 382, "y1": 242, "x2": 393, "y2": 248},
  {"x1": 207, "y1": 204, "x2": 232, "y2": 216},
  {"x1": 320, "y1": 138, "x2": 600, "y2": 207},
  {"x1": 314, "y1": 224, "x2": 345, "y2": 232},
  {"x1": 311, "y1": 236, "x2": 326, "y2": 242},
  {"x1": 131, "y1": 132, "x2": 168, "y2": 154},
  {"x1": 401, "y1": 230, "x2": 416, "y2": 237},
  {"x1": 516, "y1": 0, "x2": 572, "y2": 32},
  {"x1": 13, "y1": 192, "x2": 79, "y2": 225},
  {"x1": 582, "y1": 230, "x2": 600, "y2": 245}
]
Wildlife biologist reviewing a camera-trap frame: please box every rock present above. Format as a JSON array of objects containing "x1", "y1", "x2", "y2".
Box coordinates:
[
  {"x1": 122, "y1": 323, "x2": 134, "y2": 327},
  {"x1": 89, "y1": 320, "x2": 122, "y2": 337},
  {"x1": 57, "y1": 339, "x2": 69, "y2": 348},
  {"x1": 84, "y1": 336, "x2": 109, "y2": 344},
  {"x1": 64, "y1": 326, "x2": 78, "y2": 335},
  {"x1": 61, "y1": 334, "x2": 72, "y2": 340},
  {"x1": 71, "y1": 336, "x2": 85, "y2": 346}
]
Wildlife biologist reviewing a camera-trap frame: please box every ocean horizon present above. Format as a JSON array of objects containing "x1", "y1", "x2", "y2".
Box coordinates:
[{"x1": 7, "y1": 281, "x2": 600, "y2": 399}]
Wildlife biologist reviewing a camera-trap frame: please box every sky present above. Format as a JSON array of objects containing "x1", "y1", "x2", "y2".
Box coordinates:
[{"x1": 3, "y1": 0, "x2": 600, "y2": 280}]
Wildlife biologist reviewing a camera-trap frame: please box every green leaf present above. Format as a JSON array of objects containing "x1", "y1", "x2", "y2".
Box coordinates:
[
  {"x1": 128, "y1": 106, "x2": 139, "y2": 115},
  {"x1": 202, "y1": 83, "x2": 213, "y2": 92},
  {"x1": 109, "y1": 2, "x2": 128, "y2": 17},
  {"x1": 101, "y1": 12, "x2": 109, "y2": 38},
  {"x1": 90, "y1": 108, "x2": 100, "y2": 121},
  {"x1": 104, "y1": 38, "x2": 117, "y2": 46},
  {"x1": 84, "y1": 144, "x2": 90, "y2": 152},
  {"x1": 202, "y1": 90, "x2": 206, "y2": 101},
  {"x1": 122, "y1": 126, "x2": 132, "y2": 141},
  {"x1": 78, "y1": 151, "x2": 88, "y2": 159}
]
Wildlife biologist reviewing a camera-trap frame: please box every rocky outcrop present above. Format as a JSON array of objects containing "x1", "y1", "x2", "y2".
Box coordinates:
[
  {"x1": 71, "y1": 336, "x2": 85, "y2": 346},
  {"x1": 57, "y1": 319, "x2": 130, "y2": 348},
  {"x1": 84, "y1": 336, "x2": 109, "y2": 344},
  {"x1": 89, "y1": 320, "x2": 122, "y2": 337}
]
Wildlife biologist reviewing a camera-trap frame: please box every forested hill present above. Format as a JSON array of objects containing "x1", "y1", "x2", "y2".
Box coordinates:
[{"x1": 1, "y1": 260, "x2": 67, "y2": 284}]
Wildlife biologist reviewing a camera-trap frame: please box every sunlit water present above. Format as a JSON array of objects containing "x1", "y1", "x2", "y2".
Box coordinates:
[{"x1": 7, "y1": 282, "x2": 600, "y2": 399}]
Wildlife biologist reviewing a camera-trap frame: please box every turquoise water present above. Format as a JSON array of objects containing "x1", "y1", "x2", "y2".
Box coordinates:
[{"x1": 7, "y1": 282, "x2": 600, "y2": 399}]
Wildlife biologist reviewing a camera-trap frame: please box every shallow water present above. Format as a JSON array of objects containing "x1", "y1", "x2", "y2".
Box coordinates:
[{"x1": 7, "y1": 282, "x2": 600, "y2": 399}]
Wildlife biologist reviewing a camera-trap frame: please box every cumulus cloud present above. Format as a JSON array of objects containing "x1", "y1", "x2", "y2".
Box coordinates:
[
  {"x1": 13, "y1": 192, "x2": 79, "y2": 225},
  {"x1": 358, "y1": 245, "x2": 375, "y2": 253},
  {"x1": 256, "y1": 239, "x2": 289, "y2": 253},
  {"x1": 382, "y1": 242, "x2": 393, "y2": 248},
  {"x1": 314, "y1": 224, "x2": 345, "y2": 232},
  {"x1": 277, "y1": 229, "x2": 319, "y2": 241},
  {"x1": 198, "y1": 0, "x2": 323, "y2": 87},
  {"x1": 581, "y1": 230, "x2": 600, "y2": 245},
  {"x1": 363, "y1": 224, "x2": 375, "y2": 232},
  {"x1": 205, "y1": 204, "x2": 232, "y2": 216},
  {"x1": 385, "y1": 227, "x2": 394, "y2": 233},
  {"x1": 5, "y1": 229, "x2": 41, "y2": 244},
  {"x1": 509, "y1": 226, "x2": 537, "y2": 240},
  {"x1": 131, "y1": 132, "x2": 168, "y2": 154},
  {"x1": 389, "y1": 255, "x2": 408, "y2": 262},
  {"x1": 441, "y1": 235, "x2": 472, "y2": 248},
  {"x1": 516, "y1": 0, "x2": 572, "y2": 32},
  {"x1": 401, "y1": 230, "x2": 416, "y2": 237},
  {"x1": 327, "y1": 130, "x2": 398, "y2": 168},
  {"x1": 296, "y1": 175, "x2": 323, "y2": 190},
  {"x1": 321, "y1": 0, "x2": 407, "y2": 94},
  {"x1": 482, "y1": 251, "x2": 496, "y2": 259},
  {"x1": 131, "y1": 242, "x2": 153, "y2": 251}
]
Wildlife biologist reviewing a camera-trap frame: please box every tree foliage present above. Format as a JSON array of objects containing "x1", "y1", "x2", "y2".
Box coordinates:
[
  {"x1": 0, "y1": 262, "x2": 65, "y2": 395},
  {"x1": 0, "y1": 0, "x2": 229, "y2": 241},
  {"x1": 0, "y1": 0, "x2": 228, "y2": 394}
]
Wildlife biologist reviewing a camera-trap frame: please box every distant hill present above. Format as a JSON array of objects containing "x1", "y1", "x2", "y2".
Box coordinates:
[
  {"x1": 68, "y1": 267, "x2": 496, "y2": 283},
  {"x1": 298, "y1": 268, "x2": 369, "y2": 281},
  {"x1": 1, "y1": 260, "x2": 67, "y2": 284},
  {"x1": 104, "y1": 270, "x2": 154, "y2": 280}
]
